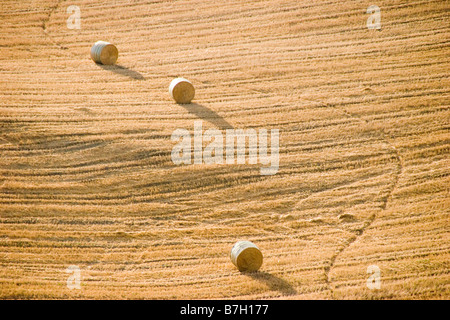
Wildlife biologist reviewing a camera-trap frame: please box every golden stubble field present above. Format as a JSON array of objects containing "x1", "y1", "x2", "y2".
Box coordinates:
[{"x1": 0, "y1": 0, "x2": 448, "y2": 299}]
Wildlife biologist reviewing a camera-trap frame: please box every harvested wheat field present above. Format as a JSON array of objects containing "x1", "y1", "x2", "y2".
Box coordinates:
[{"x1": 0, "y1": 0, "x2": 449, "y2": 300}]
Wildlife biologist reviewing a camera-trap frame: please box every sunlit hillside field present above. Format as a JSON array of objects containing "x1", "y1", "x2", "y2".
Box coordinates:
[{"x1": 0, "y1": 0, "x2": 448, "y2": 299}]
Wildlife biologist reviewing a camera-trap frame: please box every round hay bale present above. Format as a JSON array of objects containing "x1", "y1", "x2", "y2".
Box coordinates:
[
  {"x1": 169, "y1": 77, "x2": 195, "y2": 104},
  {"x1": 90, "y1": 41, "x2": 118, "y2": 65},
  {"x1": 230, "y1": 240, "x2": 263, "y2": 272}
]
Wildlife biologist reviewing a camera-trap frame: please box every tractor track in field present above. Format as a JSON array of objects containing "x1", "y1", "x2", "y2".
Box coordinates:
[
  {"x1": 42, "y1": 0, "x2": 70, "y2": 52},
  {"x1": 321, "y1": 101, "x2": 404, "y2": 299},
  {"x1": 1, "y1": 0, "x2": 447, "y2": 299}
]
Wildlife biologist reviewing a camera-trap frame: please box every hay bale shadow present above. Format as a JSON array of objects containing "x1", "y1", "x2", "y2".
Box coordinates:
[
  {"x1": 98, "y1": 64, "x2": 145, "y2": 80},
  {"x1": 244, "y1": 271, "x2": 297, "y2": 296},
  {"x1": 178, "y1": 103, "x2": 233, "y2": 130}
]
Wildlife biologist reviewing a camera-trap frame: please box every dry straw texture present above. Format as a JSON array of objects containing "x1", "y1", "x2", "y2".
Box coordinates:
[{"x1": 0, "y1": 0, "x2": 448, "y2": 299}]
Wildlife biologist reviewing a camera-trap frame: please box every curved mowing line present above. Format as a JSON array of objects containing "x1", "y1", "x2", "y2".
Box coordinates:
[
  {"x1": 41, "y1": 0, "x2": 76, "y2": 53},
  {"x1": 319, "y1": 101, "x2": 404, "y2": 299},
  {"x1": 29, "y1": 0, "x2": 433, "y2": 299}
]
